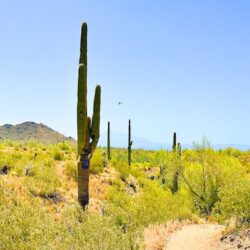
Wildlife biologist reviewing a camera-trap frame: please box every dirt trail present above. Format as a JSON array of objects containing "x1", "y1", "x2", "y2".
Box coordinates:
[{"x1": 165, "y1": 224, "x2": 225, "y2": 250}]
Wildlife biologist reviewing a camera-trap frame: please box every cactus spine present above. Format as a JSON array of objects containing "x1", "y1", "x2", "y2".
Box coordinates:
[
  {"x1": 172, "y1": 132, "x2": 177, "y2": 152},
  {"x1": 128, "y1": 119, "x2": 133, "y2": 166},
  {"x1": 107, "y1": 121, "x2": 111, "y2": 160},
  {"x1": 77, "y1": 22, "x2": 101, "y2": 208}
]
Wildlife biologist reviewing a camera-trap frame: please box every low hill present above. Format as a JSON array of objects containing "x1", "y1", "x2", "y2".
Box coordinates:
[{"x1": 0, "y1": 122, "x2": 75, "y2": 144}]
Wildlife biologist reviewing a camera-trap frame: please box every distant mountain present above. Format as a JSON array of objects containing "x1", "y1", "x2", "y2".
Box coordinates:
[
  {"x1": 99, "y1": 131, "x2": 250, "y2": 151},
  {"x1": 0, "y1": 122, "x2": 75, "y2": 144},
  {"x1": 99, "y1": 131, "x2": 166, "y2": 150},
  {"x1": 1, "y1": 122, "x2": 249, "y2": 150}
]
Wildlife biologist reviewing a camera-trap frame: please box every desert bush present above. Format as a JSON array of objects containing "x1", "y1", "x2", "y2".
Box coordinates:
[
  {"x1": 0, "y1": 199, "x2": 138, "y2": 250},
  {"x1": 106, "y1": 177, "x2": 192, "y2": 232},
  {"x1": 64, "y1": 160, "x2": 77, "y2": 181},
  {"x1": 0, "y1": 139, "x2": 249, "y2": 248},
  {"x1": 25, "y1": 160, "x2": 61, "y2": 197},
  {"x1": 53, "y1": 149, "x2": 64, "y2": 161},
  {"x1": 90, "y1": 149, "x2": 105, "y2": 174},
  {"x1": 214, "y1": 179, "x2": 250, "y2": 225}
]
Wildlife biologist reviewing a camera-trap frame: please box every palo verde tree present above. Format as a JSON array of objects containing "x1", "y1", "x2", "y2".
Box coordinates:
[{"x1": 77, "y1": 22, "x2": 101, "y2": 208}]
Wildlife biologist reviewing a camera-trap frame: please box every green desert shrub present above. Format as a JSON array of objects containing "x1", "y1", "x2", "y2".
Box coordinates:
[
  {"x1": 0, "y1": 139, "x2": 249, "y2": 248},
  {"x1": 25, "y1": 160, "x2": 61, "y2": 197},
  {"x1": 0, "y1": 200, "x2": 138, "y2": 250},
  {"x1": 60, "y1": 206, "x2": 139, "y2": 249},
  {"x1": 64, "y1": 160, "x2": 77, "y2": 181},
  {"x1": 90, "y1": 149, "x2": 105, "y2": 174},
  {"x1": 58, "y1": 141, "x2": 71, "y2": 151},
  {"x1": 53, "y1": 149, "x2": 64, "y2": 161},
  {"x1": 214, "y1": 179, "x2": 250, "y2": 225},
  {"x1": 106, "y1": 178, "x2": 192, "y2": 231}
]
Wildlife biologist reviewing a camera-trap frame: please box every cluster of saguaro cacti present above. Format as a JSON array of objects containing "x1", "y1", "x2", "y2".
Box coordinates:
[
  {"x1": 128, "y1": 119, "x2": 133, "y2": 166},
  {"x1": 77, "y1": 22, "x2": 101, "y2": 208},
  {"x1": 107, "y1": 121, "x2": 111, "y2": 160}
]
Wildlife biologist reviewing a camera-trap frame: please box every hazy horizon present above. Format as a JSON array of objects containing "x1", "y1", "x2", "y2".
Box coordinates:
[{"x1": 1, "y1": 1, "x2": 250, "y2": 145}]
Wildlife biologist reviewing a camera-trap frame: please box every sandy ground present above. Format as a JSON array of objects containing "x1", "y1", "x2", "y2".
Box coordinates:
[{"x1": 164, "y1": 224, "x2": 225, "y2": 250}]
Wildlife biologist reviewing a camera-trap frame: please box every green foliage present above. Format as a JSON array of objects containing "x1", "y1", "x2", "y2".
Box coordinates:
[
  {"x1": 0, "y1": 139, "x2": 249, "y2": 248},
  {"x1": 0, "y1": 199, "x2": 137, "y2": 250},
  {"x1": 90, "y1": 149, "x2": 105, "y2": 174},
  {"x1": 215, "y1": 179, "x2": 250, "y2": 224},
  {"x1": 64, "y1": 160, "x2": 77, "y2": 181},
  {"x1": 180, "y1": 139, "x2": 249, "y2": 218},
  {"x1": 25, "y1": 160, "x2": 61, "y2": 197},
  {"x1": 106, "y1": 178, "x2": 191, "y2": 230},
  {"x1": 53, "y1": 149, "x2": 64, "y2": 161}
]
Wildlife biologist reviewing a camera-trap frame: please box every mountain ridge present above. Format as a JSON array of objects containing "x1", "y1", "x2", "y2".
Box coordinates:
[
  {"x1": 0, "y1": 122, "x2": 249, "y2": 150},
  {"x1": 0, "y1": 122, "x2": 75, "y2": 144}
]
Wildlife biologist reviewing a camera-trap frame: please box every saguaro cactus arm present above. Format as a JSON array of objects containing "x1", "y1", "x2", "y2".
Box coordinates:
[
  {"x1": 91, "y1": 85, "x2": 101, "y2": 151},
  {"x1": 79, "y1": 23, "x2": 87, "y2": 65}
]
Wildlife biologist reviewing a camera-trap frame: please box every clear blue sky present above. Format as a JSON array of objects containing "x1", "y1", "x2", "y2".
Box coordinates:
[{"x1": 0, "y1": 0, "x2": 250, "y2": 145}]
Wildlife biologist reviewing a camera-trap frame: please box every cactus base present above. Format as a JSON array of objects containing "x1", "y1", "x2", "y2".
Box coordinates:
[{"x1": 78, "y1": 156, "x2": 90, "y2": 207}]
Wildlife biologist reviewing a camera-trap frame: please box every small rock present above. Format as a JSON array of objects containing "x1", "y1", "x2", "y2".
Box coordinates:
[
  {"x1": 24, "y1": 164, "x2": 33, "y2": 176},
  {"x1": 229, "y1": 235, "x2": 237, "y2": 242},
  {"x1": 220, "y1": 235, "x2": 227, "y2": 241},
  {"x1": 0, "y1": 165, "x2": 11, "y2": 175},
  {"x1": 246, "y1": 230, "x2": 250, "y2": 239},
  {"x1": 125, "y1": 175, "x2": 139, "y2": 195},
  {"x1": 41, "y1": 191, "x2": 64, "y2": 203},
  {"x1": 148, "y1": 175, "x2": 155, "y2": 180}
]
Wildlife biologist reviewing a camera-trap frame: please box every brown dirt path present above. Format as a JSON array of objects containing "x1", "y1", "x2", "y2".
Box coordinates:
[{"x1": 165, "y1": 224, "x2": 225, "y2": 250}]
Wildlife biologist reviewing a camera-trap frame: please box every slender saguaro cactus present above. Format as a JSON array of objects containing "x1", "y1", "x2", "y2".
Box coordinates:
[
  {"x1": 77, "y1": 22, "x2": 101, "y2": 208},
  {"x1": 107, "y1": 121, "x2": 111, "y2": 160},
  {"x1": 128, "y1": 119, "x2": 133, "y2": 166},
  {"x1": 172, "y1": 132, "x2": 177, "y2": 152},
  {"x1": 177, "y1": 142, "x2": 182, "y2": 159},
  {"x1": 172, "y1": 142, "x2": 182, "y2": 194}
]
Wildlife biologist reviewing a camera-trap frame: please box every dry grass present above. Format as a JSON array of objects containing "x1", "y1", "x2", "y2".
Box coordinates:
[
  {"x1": 144, "y1": 220, "x2": 191, "y2": 250},
  {"x1": 56, "y1": 161, "x2": 118, "y2": 215}
]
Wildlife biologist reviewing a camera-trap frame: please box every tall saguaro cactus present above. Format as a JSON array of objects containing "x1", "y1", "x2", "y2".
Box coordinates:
[
  {"x1": 107, "y1": 121, "x2": 111, "y2": 160},
  {"x1": 128, "y1": 119, "x2": 133, "y2": 166},
  {"x1": 77, "y1": 22, "x2": 101, "y2": 208},
  {"x1": 172, "y1": 132, "x2": 177, "y2": 152}
]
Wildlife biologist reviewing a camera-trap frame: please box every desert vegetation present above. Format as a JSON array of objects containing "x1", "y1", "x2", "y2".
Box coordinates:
[
  {"x1": 0, "y1": 139, "x2": 249, "y2": 249},
  {"x1": 1, "y1": 10, "x2": 250, "y2": 248}
]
